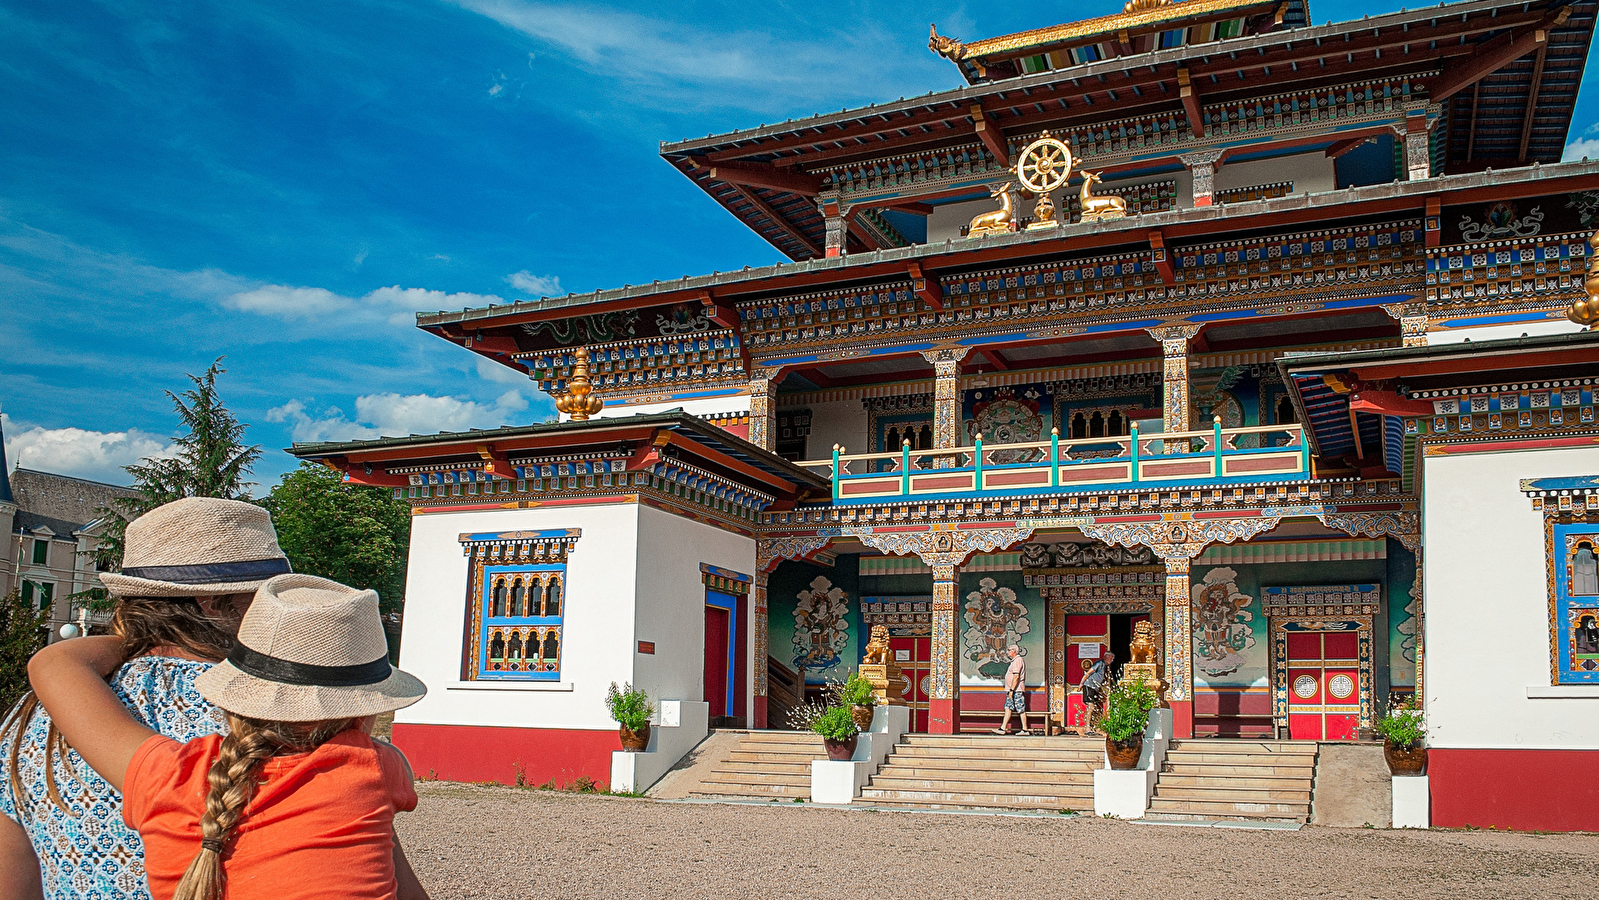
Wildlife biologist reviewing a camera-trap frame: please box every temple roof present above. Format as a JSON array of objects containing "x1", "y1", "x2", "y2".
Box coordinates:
[{"x1": 657, "y1": 0, "x2": 1595, "y2": 260}]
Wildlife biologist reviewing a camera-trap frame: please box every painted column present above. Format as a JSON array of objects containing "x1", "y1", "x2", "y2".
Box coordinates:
[
  {"x1": 747, "y1": 369, "x2": 779, "y2": 452},
  {"x1": 1162, "y1": 556, "x2": 1194, "y2": 738},
  {"x1": 819, "y1": 193, "x2": 846, "y2": 258},
  {"x1": 1180, "y1": 149, "x2": 1225, "y2": 207},
  {"x1": 929, "y1": 563, "x2": 961, "y2": 734},
  {"x1": 1402, "y1": 116, "x2": 1433, "y2": 182},
  {"x1": 1383, "y1": 301, "x2": 1430, "y2": 347},
  {"x1": 752, "y1": 567, "x2": 769, "y2": 729},
  {"x1": 920, "y1": 346, "x2": 969, "y2": 469},
  {"x1": 1146, "y1": 323, "x2": 1203, "y2": 450}
]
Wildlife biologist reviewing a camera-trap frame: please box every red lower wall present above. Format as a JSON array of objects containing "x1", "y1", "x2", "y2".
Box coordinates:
[
  {"x1": 392, "y1": 723, "x2": 618, "y2": 789},
  {"x1": 1430, "y1": 748, "x2": 1599, "y2": 832}
]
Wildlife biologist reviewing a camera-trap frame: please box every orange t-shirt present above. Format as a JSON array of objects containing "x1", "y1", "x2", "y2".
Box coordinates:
[{"x1": 123, "y1": 729, "x2": 417, "y2": 900}]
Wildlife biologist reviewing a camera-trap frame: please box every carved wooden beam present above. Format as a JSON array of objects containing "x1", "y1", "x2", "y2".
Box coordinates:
[
  {"x1": 1146, "y1": 229, "x2": 1175, "y2": 283},
  {"x1": 1348, "y1": 390, "x2": 1435, "y2": 417},
  {"x1": 1519, "y1": 45, "x2": 1548, "y2": 162},
  {"x1": 700, "y1": 159, "x2": 824, "y2": 195},
  {"x1": 1177, "y1": 67, "x2": 1203, "y2": 139},
  {"x1": 695, "y1": 291, "x2": 740, "y2": 331},
  {"x1": 908, "y1": 261, "x2": 943, "y2": 310},
  {"x1": 475, "y1": 444, "x2": 515, "y2": 480},
  {"x1": 970, "y1": 104, "x2": 1010, "y2": 166},
  {"x1": 724, "y1": 183, "x2": 823, "y2": 258},
  {"x1": 1324, "y1": 135, "x2": 1372, "y2": 159},
  {"x1": 1429, "y1": 6, "x2": 1570, "y2": 102}
]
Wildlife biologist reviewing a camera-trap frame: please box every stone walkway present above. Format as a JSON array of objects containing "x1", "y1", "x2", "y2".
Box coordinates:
[{"x1": 399, "y1": 782, "x2": 1599, "y2": 899}]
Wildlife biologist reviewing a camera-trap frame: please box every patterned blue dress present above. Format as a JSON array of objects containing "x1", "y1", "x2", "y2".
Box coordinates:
[{"x1": 0, "y1": 657, "x2": 225, "y2": 900}]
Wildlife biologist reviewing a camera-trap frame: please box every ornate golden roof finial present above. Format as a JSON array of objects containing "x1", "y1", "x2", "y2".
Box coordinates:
[
  {"x1": 1570, "y1": 229, "x2": 1599, "y2": 330},
  {"x1": 555, "y1": 347, "x2": 605, "y2": 421},
  {"x1": 1123, "y1": 0, "x2": 1171, "y2": 12},
  {"x1": 929, "y1": 24, "x2": 966, "y2": 61}
]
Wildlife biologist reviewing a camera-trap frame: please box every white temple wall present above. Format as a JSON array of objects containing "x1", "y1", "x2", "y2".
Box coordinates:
[
  {"x1": 1426, "y1": 319, "x2": 1587, "y2": 345},
  {"x1": 1214, "y1": 150, "x2": 1335, "y2": 197},
  {"x1": 1422, "y1": 443, "x2": 1599, "y2": 750},
  {"x1": 394, "y1": 502, "x2": 642, "y2": 732},
  {"x1": 801, "y1": 397, "x2": 869, "y2": 459},
  {"x1": 633, "y1": 504, "x2": 757, "y2": 714},
  {"x1": 582, "y1": 392, "x2": 752, "y2": 421}
]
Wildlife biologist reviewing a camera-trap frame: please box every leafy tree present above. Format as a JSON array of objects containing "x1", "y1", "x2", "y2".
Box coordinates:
[
  {"x1": 80, "y1": 359, "x2": 261, "y2": 609},
  {"x1": 0, "y1": 589, "x2": 50, "y2": 712},
  {"x1": 260, "y1": 461, "x2": 410, "y2": 656}
]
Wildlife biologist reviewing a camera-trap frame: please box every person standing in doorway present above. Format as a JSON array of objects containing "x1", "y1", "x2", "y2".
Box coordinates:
[
  {"x1": 1081, "y1": 650, "x2": 1115, "y2": 736},
  {"x1": 992, "y1": 644, "x2": 1032, "y2": 736}
]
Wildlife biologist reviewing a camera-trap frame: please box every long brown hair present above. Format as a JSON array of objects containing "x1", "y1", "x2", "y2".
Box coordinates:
[
  {"x1": 173, "y1": 714, "x2": 358, "y2": 900},
  {"x1": 3, "y1": 596, "x2": 238, "y2": 814}
]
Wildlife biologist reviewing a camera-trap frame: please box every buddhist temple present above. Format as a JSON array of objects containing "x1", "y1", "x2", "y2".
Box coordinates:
[{"x1": 289, "y1": 0, "x2": 1599, "y2": 830}]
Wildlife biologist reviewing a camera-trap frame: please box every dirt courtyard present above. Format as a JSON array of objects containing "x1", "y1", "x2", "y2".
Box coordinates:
[{"x1": 398, "y1": 782, "x2": 1599, "y2": 900}]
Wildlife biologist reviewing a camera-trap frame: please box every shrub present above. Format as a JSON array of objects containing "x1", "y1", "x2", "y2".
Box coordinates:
[
  {"x1": 836, "y1": 672, "x2": 877, "y2": 707},
  {"x1": 809, "y1": 704, "x2": 861, "y2": 741},
  {"x1": 1375, "y1": 697, "x2": 1427, "y2": 749},
  {"x1": 1099, "y1": 678, "x2": 1159, "y2": 743},
  {"x1": 604, "y1": 681, "x2": 654, "y2": 731}
]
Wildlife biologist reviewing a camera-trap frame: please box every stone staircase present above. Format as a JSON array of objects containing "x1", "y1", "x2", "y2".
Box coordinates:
[
  {"x1": 690, "y1": 731, "x2": 823, "y2": 801},
  {"x1": 1146, "y1": 739, "x2": 1319, "y2": 823},
  {"x1": 859, "y1": 734, "x2": 1101, "y2": 812}
]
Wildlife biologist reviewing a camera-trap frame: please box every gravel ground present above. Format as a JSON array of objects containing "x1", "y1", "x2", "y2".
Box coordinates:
[{"x1": 399, "y1": 782, "x2": 1599, "y2": 899}]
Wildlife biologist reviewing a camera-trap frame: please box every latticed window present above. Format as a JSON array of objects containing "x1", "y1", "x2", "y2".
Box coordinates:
[{"x1": 459, "y1": 528, "x2": 580, "y2": 682}]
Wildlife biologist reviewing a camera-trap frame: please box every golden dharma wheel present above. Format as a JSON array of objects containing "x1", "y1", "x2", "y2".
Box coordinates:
[{"x1": 1015, "y1": 132, "x2": 1074, "y2": 194}]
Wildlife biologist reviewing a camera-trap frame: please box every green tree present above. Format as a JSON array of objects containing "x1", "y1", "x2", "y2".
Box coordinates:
[
  {"x1": 81, "y1": 359, "x2": 262, "y2": 609},
  {"x1": 0, "y1": 589, "x2": 50, "y2": 712},
  {"x1": 260, "y1": 461, "x2": 410, "y2": 656}
]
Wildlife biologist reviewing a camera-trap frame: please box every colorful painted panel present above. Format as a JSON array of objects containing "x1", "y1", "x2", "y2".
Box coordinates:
[
  {"x1": 1190, "y1": 566, "x2": 1267, "y2": 689},
  {"x1": 460, "y1": 529, "x2": 580, "y2": 682},
  {"x1": 768, "y1": 558, "x2": 861, "y2": 686},
  {"x1": 963, "y1": 384, "x2": 1051, "y2": 452},
  {"x1": 959, "y1": 570, "x2": 1045, "y2": 688},
  {"x1": 1554, "y1": 523, "x2": 1599, "y2": 684}
]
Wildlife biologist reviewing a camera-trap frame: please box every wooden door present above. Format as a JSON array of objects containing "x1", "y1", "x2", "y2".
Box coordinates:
[
  {"x1": 890, "y1": 636, "x2": 931, "y2": 731},
  {"x1": 704, "y1": 604, "x2": 732, "y2": 718},
  {"x1": 1286, "y1": 631, "x2": 1360, "y2": 740}
]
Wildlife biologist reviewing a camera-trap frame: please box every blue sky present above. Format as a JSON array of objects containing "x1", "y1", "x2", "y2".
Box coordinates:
[{"x1": 3, "y1": 0, "x2": 1598, "y2": 490}]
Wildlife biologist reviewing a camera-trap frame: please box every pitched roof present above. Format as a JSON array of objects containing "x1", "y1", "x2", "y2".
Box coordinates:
[{"x1": 10, "y1": 469, "x2": 138, "y2": 536}]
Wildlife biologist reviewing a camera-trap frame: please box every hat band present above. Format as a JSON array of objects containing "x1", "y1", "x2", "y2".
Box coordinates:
[
  {"x1": 120, "y1": 558, "x2": 291, "y2": 585},
  {"x1": 227, "y1": 643, "x2": 392, "y2": 687}
]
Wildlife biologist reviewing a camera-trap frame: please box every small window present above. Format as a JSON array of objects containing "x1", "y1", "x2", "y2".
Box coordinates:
[
  {"x1": 32, "y1": 540, "x2": 48, "y2": 565},
  {"x1": 473, "y1": 563, "x2": 566, "y2": 681},
  {"x1": 1573, "y1": 544, "x2": 1598, "y2": 596}
]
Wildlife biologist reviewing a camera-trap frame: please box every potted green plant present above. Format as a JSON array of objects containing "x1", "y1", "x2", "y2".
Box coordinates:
[
  {"x1": 837, "y1": 672, "x2": 878, "y2": 731},
  {"x1": 605, "y1": 681, "x2": 655, "y2": 752},
  {"x1": 1375, "y1": 697, "x2": 1427, "y2": 775},
  {"x1": 811, "y1": 704, "x2": 862, "y2": 760},
  {"x1": 1100, "y1": 678, "x2": 1158, "y2": 770}
]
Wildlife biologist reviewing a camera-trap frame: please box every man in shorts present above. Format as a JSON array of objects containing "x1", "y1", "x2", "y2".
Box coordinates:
[
  {"x1": 1081, "y1": 650, "x2": 1115, "y2": 736},
  {"x1": 992, "y1": 644, "x2": 1032, "y2": 735}
]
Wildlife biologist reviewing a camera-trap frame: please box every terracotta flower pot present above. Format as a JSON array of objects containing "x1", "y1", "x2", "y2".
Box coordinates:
[
  {"x1": 619, "y1": 723, "x2": 650, "y2": 752},
  {"x1": 1384, "y1": 739, "x2": 1427, "y2": 776},
  {"x1": 851, "y1": 704, "x2": 875, "y2": 731},
  {"x1": 1105, "y1": 734, "x2": 1144, "y2": 770},
  {"x1": 823, "y1": 734, "x2": 859, "y2": 761}
]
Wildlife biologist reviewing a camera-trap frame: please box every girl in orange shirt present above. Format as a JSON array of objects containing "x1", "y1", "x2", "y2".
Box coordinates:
[{"x1": 28, "y1": 574, "x2": 428, "y2": 900}]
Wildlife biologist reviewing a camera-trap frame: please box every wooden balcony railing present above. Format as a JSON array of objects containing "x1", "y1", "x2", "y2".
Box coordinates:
[{"x1": 797, "y1": 421, "x2": 1310, "y2": 503}]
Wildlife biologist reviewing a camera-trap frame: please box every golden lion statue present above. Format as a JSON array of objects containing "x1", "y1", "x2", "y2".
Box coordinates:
[
  {"x1": 862, "y1": 624, "x2": 893, "y2": 666},
  {"x1": 1129, "y1": 619, "x2": 1159, "y2": 665}
]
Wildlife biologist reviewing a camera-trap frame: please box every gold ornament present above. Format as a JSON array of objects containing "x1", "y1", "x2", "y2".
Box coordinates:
[
  {"x1": 966, "y1": 183, "x2": 1016, "y2": 237},
  {"x1": 1573, "y1": 229, "x2": 1599, "y2": 329},
  {"x1": 1078, "y1": 171, "x2": 1128, "y2": 222},
  {"x1": 554, "y1": 347, "x2": 605, "y2": 421},
  {"x1": 1015, "y1": 131, "x2": 1074, "y2": 194}
]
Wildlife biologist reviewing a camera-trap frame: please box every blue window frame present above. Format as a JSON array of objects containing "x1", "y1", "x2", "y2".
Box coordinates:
[
  {"x1": 478, "y1": 563, "x2": 565, "y2": 681},
  {"x1": 1555, "y1": 523, "x2": 1599, "y2": 684}
]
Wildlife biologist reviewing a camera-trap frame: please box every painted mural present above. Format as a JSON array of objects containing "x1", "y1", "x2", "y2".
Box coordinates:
[
  {"x1": 792, "y1": 575, "x2": 851, "y2": 674},
  {"x1": 963, "y1": 385, "x2": 1049, "y2": 460},
  {"x1": 962, "y1": 577, "x2": 1031, "y2": 679},
  {"x1": 1192, "y1": 567, "x2": 1259, "y2": 680},
  {"x1": 768, "y1": 558, "x2": 861, "y2": 686},
  {"x1": 1387, "y1": 541, "x2": 1419, "y2": 687}
]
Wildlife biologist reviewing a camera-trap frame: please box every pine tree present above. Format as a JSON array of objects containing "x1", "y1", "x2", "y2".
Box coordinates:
[
  {"x1": 81, "y1": 359, "x2": 261, "y2": 607},
  {"x1": 0, "y1": 589, "x2": 50, "y2": 712}
]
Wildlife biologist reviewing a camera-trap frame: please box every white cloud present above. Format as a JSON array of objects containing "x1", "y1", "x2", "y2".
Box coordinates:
[
  {"x1": 1, "y1": 412, "x2": 176, "y2": 486},
  {"x1": 506, "y1": 270, "x2": 561, "y2": 296},
  {"x1": 475, "y1": 356, "x2": 532, "y2": 384},
  {"x1": 267, "y1": 390, "x2": 530, "y2": 443},
  {"x1": 223, "y1": 283, "x2": 505, "y2": 325},
  {"x1": 1564, "y1": 137, "x2": 1599, "y2": 162}
]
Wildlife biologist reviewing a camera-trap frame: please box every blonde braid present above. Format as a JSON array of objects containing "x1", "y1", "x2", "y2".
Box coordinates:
[{"x1": 172, "y1": 714, "x2": 361, "y2": 900}]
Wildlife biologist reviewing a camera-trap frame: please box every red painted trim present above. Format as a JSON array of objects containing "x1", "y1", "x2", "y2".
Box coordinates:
[
  {"x1": 416, "y1": 494, "x2": 635, "y2": 514},
  {"x1": 1427, "y1": 435, "x2": 1599, "y2": 455},
  {"x1": 930, "y1": 696, "x2": 959, "y2": 734},
  {"x1": 1090, "y1": 514, "x2": 1164, "y2": 524},
  {"x1": 957, "y1": 520, "x2": 1017, "y2": 529},
  {"x1": 752, "y1": 696, "x2": 768, "y2": 729},
  {"x1": 1169, "y1": 701, "x2": 1194, "y2": 739},
  {"x1": 1430, "y1": 748, "x2": 1599, "y2": 832},
  {"x1": 392, "y1": 723, "x2": 617, "y2": 788},
  {"x1": 1193, "y1": 509, "x2": 1265, "y2": 519}
]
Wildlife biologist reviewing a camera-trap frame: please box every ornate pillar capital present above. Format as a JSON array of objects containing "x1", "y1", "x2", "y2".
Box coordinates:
[
  {"x1": 1179, "y1": 150, "x2": 1225, "y2": 207},
  {"x1": 1316, "y1": 510, "x2": 1421, "y2": 553},
  {"x1": 854, "y1": 524, "x2": 1033, "y2": 569},
  {"x1": 818, "y1": 191, "x2": 849, "y2": 258},
  {"x1": 747, "y1": 369, "x2": 783, "y2": 452},
  {"x1": 755, "y1": 534, "x2": 832, "y2": 572},
  {"x1": 1381, "y1": 301, "x2": 1431, "y2": 347}
]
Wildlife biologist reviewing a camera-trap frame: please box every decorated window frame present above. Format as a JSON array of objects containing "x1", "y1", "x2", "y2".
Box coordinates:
[
  {"x1": 1524, "y1": 477, "x2": 1599, "y2": 685},
  {"x1": 461, "y1": 529, "x2": 581, "y2": 682}
]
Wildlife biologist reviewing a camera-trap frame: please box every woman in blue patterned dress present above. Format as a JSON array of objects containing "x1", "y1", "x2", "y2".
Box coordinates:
[{"x1": 1, "y1": 498, "x2": 294, "y2": 900}]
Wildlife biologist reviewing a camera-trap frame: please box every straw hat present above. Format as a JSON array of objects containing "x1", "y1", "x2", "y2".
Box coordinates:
[
  {"x1": 100, "y1": 497, "x2": 292, "y2": 598},
  {"x1": 196, "y1": 574, "x2": 426, "y2": 721}
]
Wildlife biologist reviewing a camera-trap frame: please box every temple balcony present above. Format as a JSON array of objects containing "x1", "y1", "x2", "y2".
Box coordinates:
[{"x1": 798, "y1": 421, "x2": 1308, "y2": 504}]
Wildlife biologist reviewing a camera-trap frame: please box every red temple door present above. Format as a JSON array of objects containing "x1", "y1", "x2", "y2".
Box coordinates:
[
  {"x1": 704, "y1": 602, "x2": 732, "y2": 719},
  {"x1": 890, "y1": 636, "x2": 930, "y2": 731},
  {"x1": 1286, "y1": 631, "x2": 1360, "y2": 740}
]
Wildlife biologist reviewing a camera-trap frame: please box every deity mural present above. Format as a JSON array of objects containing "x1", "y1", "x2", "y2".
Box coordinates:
[
  {"x1": 962, "y1": 577, "x2": 1031, "y2": 679},
  {"x1": 965, "y1": 387, "x2": 1045, "y2": 463},
  {"x1": 1192, "y1": 567, "x2": 1257, "y2": 677},
  {"x1": 792, "y1": 575, "x2": 851, "y2": 674}
]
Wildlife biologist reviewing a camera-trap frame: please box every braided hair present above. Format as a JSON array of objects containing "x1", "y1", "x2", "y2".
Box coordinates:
[{"x1": 172, "y1": 713, "x2": 359, "y2": 900}]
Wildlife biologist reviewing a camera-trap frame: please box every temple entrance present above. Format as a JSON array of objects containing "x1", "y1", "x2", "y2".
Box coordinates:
[
  {"x1": 1051, "y1": 608, "x2": 1151, "y2": 732},
  {"x1": 1285, "y1": 631, "x2": 1361, "y2": 740},
  {"x1": 704, "y1": 591, "x2": 738, "y2": 722}
]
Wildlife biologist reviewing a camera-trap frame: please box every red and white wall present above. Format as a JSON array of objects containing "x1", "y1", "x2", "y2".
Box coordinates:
[{"x1": 1422, "y1": 442, "x2": 1599, "y2": 831}]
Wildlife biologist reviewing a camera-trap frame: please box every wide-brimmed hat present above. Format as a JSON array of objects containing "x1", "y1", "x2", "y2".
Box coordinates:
[
  {"x1": 100, "y1": 497, "x2": 292, "y2": 598},
  {"x1": 196, "y1": 573, "x2": 426, "y2": 722}
]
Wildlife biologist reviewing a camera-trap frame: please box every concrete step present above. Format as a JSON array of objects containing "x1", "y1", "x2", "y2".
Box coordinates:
[
  {"x1": 690, "y1": 784, "x2": 809, "y2": 800},
  {"x1": 726, "y1": 749, "x2": 826, "y2": 763},
  {"x1": 873, "y1": 758, "x2": 1097, "y2": 775},
  {"x1": 699, "y1": 771, "x2": 809, "y2": 787},
  {"x1": 1160, "y1": 752, "x2": 1317, "y2": 767},
  {"x1": 1154, "y1": 774, "x2": 1312, "y2": 791},
  {"x1": 859, "y1": 787, "x2": 1088, "y2": 810},
  {"x1": 868, "y1": 775, "x2": 1094, "y2": 795},
  {"x1": 1152, "y1": 786, "x2": 1312, "y2": 803},
  {"x1": 1166, "y1": 741, "x2": 1318, "y2": 755},
  {"x1": 1146, "y1": 797, "x2": 1310, "y2": 819},
  {"x1": 900, "y1": 736, "x2": 1101, "y2": 751},
  {"x1": 711, "y1": 761, "x2": 813, "y2": 776},
  {"x1": 890, "y1": 746, "x2": 1103, "y2": 762}
]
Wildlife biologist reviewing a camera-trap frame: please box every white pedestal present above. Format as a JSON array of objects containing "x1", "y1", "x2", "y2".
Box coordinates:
[
  {"x1": 609, "y1": 700, "x2": 709, "y2": 794},
  {"x1": 1392, "y1": 775, "x2": 1430, "y2": 829},
  {"x1": 1092, "y1": 708, "x2": 1173, "y2": 819},
  {"x1": 807, "y1": 704, "x2": 912, "y2": 804}
]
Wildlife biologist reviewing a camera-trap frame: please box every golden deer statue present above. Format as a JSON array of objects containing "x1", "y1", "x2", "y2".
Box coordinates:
[
  {"x1": 1078, "y1": 171, "x2": 1128, "y2": 222},
  {"x1": 966, "y1": 184, "x2": 1015, "y2": 237}
]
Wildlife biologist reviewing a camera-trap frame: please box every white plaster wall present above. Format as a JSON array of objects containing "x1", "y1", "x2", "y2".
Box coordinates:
[
  {"x1": 801, "y1": 398, "x2": 869, "y2": 460},
  {"x1": 1215, "y1": 151, "x2": 1335, "y2": 196},
  {"x1": 1422, "y1": 444, "x2": 1599, "y2": 750},
  {"x1": 582, "y1": 393, "x2": 751, "y2": 421},
  {"x1": 394, "y1": 502, "x2": 641, "y2": 731},
  {"x1": 1427, "y1": 319, "x2": 1586, "y2": 345},
  {"x1": 633, "y1": 505, "x2": 756, "y2": 715}
]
